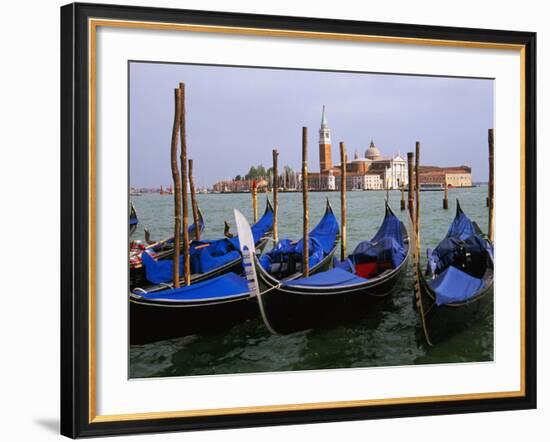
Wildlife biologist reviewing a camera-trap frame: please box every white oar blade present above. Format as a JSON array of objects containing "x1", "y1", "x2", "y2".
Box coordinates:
[{"x1": 234, "y1": 209, "x2": 260, "y2": 298}]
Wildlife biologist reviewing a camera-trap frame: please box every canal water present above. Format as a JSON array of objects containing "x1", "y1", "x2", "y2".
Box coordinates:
[{"x1": 129, "y1": 185, "x2": 493, "y2": 378}]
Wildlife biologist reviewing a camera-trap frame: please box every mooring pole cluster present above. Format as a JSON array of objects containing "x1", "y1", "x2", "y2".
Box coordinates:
[{"x1": 169, "y1": 83, "x2": 193, "y2": 287}]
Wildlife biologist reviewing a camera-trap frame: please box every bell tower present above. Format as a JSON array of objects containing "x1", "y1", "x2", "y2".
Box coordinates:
[{"x1": 319, "y1": 105, "x2": 333, "y2": 172}]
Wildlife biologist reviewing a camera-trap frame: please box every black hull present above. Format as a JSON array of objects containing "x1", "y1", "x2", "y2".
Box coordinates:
[
  {"x1": 418, "y1": 273, "x2": 493, "y2": 343},
  {"x1": 259, "y1": 257, "x2": 407, "y2": 334},
  {"x1": 129, "y1": 296, "x2": 258, "y2": 345}
]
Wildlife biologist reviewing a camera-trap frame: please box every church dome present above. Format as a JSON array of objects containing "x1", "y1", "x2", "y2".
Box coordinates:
[{"x1": 365, "y1": 140, "x2": 381, "y2": 160}]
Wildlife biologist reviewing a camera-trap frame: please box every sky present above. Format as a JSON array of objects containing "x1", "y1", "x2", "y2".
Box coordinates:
[{"x1": 129, "y1": 62, "x2": 494, "y2": 188}]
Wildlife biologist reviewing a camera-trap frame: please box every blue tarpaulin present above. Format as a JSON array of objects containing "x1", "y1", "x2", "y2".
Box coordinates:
[
  {"x1": 133, "y1": 272, "x2": 249, "y2": 301},
  {"x1": 141, "y1": 204, "x2": 273, "y2": 285},
  {"x1": 290, "y1": 206, "x2": 406, "y2": 287},
  {"x1": 259, "y1": 206, "x2": 338, "y2": 274},
  {"x1": 284, "y1": 267, "x2": 368, "y2": 288},
  {"x1": 425, "y1": 202, "x2": 492, "y2": 305},
  {"x1": 446, "y1": 208, "x2": 476, "y2": 240},
  {"x1": 428, "y1": 266, "x2": 484, "y2": 306},
  {"x1": 348, "y1": 211, "x2": 406, "y2": 268},
  {"x1": 142, "y1": 240, "x2": 242, "y2": 284},
  {"x1": 350, "y1": 237, "x2": 405, "y2": 269},
  {"x1": 309, "y1": 207, "x2": 340, "y2": 254},
  {"x1": 259, "y1": 237, "x2": 325, "y2": 271}
]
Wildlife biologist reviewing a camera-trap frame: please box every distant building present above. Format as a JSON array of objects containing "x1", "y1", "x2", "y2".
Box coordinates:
[
  {"x1": 308, "y1": 107, "x2": 408, "y2": 190},
  {"x1": 419, "y1": 165, "x2": 472, "y2": 187}
]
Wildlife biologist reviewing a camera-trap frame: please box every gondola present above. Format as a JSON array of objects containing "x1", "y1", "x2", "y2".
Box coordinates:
[
  {"x1": 415, "y1": 200, "x2": 494, "y2": 343},
  {"x1": 129, "y1": 199, "x2": 274, "y2": 344},
  {"x1": 132, "y1": 198, "x2": 274, "y2": 291},
  {"x1": 129, "y1": 203, "x2": 138, "y2": 236},
  {"x1": 236, "y1": 202, "x2": 409, "y2": 334},
  {"x1": 255, "y1": 199, "x2": 340, "y2": 290},
  {"x1": 129, "y1": 207, "x2": 206, "y2": 288}
]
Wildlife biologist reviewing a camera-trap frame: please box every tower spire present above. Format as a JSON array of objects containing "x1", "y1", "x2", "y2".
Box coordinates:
[{"x1": 318, "y1": 105, "x2": 332, "y2": 172}]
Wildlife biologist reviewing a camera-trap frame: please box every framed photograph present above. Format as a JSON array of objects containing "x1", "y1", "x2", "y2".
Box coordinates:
[{"x1": 60, "y1": 2, "x2": 536, "y2": 438}]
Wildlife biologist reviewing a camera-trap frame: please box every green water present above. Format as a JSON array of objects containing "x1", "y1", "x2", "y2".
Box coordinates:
[{"x1": 129, "y1": 186, "x2": 493, "y2": 378}]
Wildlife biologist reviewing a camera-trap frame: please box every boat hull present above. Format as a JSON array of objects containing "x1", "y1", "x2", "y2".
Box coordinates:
[
  {"x1": 418, "y1": 273, "x2": 493, "y2": 343},
  {"x1": 258, "y1": 256, "x2": 407, "y2": 334},
  {"x1": 129, "y1": 295, "x2": 258, "y2": 345}
]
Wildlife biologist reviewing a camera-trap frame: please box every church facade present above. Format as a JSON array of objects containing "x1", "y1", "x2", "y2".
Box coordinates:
[{"x1": 307, "y1": 106, "x2": 408, "y2": 191}]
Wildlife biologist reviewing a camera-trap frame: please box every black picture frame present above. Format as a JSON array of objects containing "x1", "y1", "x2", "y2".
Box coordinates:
[{"x1": 61, "y1": 2, "x2": 537, "y2": 438}]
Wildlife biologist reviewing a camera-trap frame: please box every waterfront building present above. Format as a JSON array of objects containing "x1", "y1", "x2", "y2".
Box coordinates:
[
  {"x1": 419, "y1": 165, "x2": 473, "y2": 187},
  {"x1": 307, "y1": 107, "x2": 409, "y2": 191}
]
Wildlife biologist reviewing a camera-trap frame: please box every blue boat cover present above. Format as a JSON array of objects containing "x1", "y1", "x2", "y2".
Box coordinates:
[
  {"x1": 129, "y1": 216, "x2": 138, "y2": 226},
  {"x1": 284, "y1": 267, "x2": 368, "y2": 288},
  {"x1": 348, "y1": 211, "x2": 406, "y2": 268},
  {"x1": 142, "y1": 207, "x2": 272, "y2": 285},
  {"x1": 259, "y1": 207, "x2": 338, "y2": 273},
  {"x1": 142, "y1": 241, "x2": 242, "y2": 284},
  {"x1": 429, "y1": 235, "x2": 489, "y2": 276},
  {"x1": 310, "y1": 208, "x2": 339, "y2": 254},
  {"x1": 428, "y1": 266, "x2": 485, "y2": 306},
  {"x1": 426, "y1": 203, "x2": 492, "y2": 305},
  {"x1": 133, "y1": 272, "x2": 250, "y2": 301},
  {"x1": 446, "y1": 208, "x2": 476, "y2": 240},
  {"x1": 259, "y1": 237, "x2": 325, "y2": 271}
]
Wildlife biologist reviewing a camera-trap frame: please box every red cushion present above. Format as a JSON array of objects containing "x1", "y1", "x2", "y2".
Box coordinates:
[{"x1": 355, "y1": 262, "x2": 378, "y2": 278}]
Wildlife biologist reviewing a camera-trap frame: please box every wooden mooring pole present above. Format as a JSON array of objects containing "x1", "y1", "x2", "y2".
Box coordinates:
[
  {"x1": 407, "y1": 152, "x2": 415, "y2": 221},
  {"x1": 272, "y1": 149, "x2": 279, "y2": 243},
  {"x1": 251, "y1": 180, "x2": 258, "y2": 223},
  {"x1": 170, "y1": 88, "x2": 183, "y2": 288},
  {"x1": 340, "y1": 142, "x2": 347, "y2": 260},
  {"x1": 400, "y1": 184, "x2": 406, "y2": 210},
  {"x1": 488, "y1": 128, "x2": 494, "y2": 242},
  {"x1": 302, "y1": 127, "x2": 310, "y2": 277},
  {"x1": 415, "y1": 142, "x2": 421, "y2": 251},
  {"x1": 188, "y1": 158, "x2": 201, "y2": 240},
  {"x1": 179, "y1": 82, "x2": 190, "y2": 286},
  {"x1": 443, "y1": 178, "x2": 449, "y2": 209}
]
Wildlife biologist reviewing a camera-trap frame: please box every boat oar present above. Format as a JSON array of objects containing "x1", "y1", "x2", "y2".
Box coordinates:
[{"x1": 234, "y1": 209, "x2": 278, "y2": 335}]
